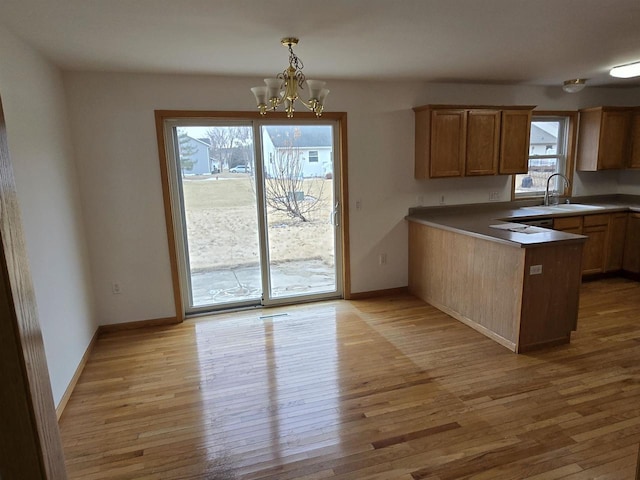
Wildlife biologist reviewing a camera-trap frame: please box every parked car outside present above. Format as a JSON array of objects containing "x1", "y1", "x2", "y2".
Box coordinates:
[{"x1": 229, "y1": 165, "x2": 251, "y2": 173}]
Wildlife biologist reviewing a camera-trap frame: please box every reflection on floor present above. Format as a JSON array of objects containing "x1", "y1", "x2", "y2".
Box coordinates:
[{"x1": 59, "y1": 277, "x2": 640, "y2": 479}]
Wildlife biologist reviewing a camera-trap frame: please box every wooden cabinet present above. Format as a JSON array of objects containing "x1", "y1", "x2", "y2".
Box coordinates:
[
  {"x1": 498, "y1": 109, "x2": 533, "y2": 174},
  {"x1": 582, "y1": 214, "x2": 609, "y2": 275},
  {"x1": 466, "y1": 110, "x2": 500, "y2": 175},
  {"x1": 409, "y1": 221, "x2": 582, "y2": 353},
  {"x1": 429, "y1": 109, "x2": 466, "y2": 177},
  {"x1": 577, "y1": 107, "x2": 633, "y2": 171},
  {"x1": 623, "y1": 213, "x2": 640, "y2": 273},
  {"x1": 605, "y1": 213, "x2": 628, "y2": 271},
  {"x1": 554, "y1": 216, "x2": 583, "y2": 235},
  {"x1": 630, "y1": 110, "x2": 640, "y2": 169},
  {"x1": 414, "y1": 105, "x2": 534, "y2": 179},
  {"x1": 554, "y1": 213, "x2": 628, "y2": 275}
]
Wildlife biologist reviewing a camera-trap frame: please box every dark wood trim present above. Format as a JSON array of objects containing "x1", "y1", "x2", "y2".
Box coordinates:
[
  {"x1": 0, "y1": 96, "x2": 68, "y2": 477},
  {"x1": 349, "y1": 286, "x2": 409, "y2": 300},
  {"x1": 56, "y1": 329, "x2": 99, "y2": 421},
  {"x1": 98, "y1": 316, "x2": 179, "y2": 334},
  {"x1": 154, "y1": 110, "x2": 351, "y2": 309}
]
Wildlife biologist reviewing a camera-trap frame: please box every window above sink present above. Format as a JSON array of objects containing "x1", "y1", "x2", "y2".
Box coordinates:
[{"x1": 513, "y1": 112, "x2": 577, "y2": 201}]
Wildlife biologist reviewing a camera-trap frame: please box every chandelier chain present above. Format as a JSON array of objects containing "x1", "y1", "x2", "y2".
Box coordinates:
[{"x1": 287, "y1": 44, "x2": 305, "y2": 88}]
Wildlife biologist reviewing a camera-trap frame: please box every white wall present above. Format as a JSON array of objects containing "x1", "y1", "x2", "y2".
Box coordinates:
[
  {"x1": 63, "y1": 71, "x2": 640, "y2": 321},
  {"x1": 0, "y1": 27, "x2": 96, "y2": 406},
  {"x1": 618, "y1": 170, "x2": 640, "y2": 195}
]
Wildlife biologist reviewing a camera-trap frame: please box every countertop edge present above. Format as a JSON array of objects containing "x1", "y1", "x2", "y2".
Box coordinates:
[{"x1": 404, "y1": 196, "x2": 640, "y2": 247}]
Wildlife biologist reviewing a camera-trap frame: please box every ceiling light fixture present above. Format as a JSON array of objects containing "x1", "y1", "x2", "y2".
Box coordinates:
[
  {"x1": 609, "y1": 61, "x2": 640, "y2": 78},
  {"x1": 562, "y1": 79, "x2": 587, "y2": 93},
  {"x1": 251, "y1": 38, "x2": 329, "y2": 118}
]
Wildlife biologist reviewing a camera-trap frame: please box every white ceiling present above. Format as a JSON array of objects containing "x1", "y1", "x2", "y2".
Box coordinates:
[{"x1": 1, "y1": 0, "x2": 640, "y2": 88}]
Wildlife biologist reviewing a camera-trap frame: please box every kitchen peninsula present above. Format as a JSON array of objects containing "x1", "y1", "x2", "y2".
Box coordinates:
[
  {"x1": 408, "y1": 197, "x2": 640, "y2": 352},
  {"x1": 407, "y1": 202, "x2": 590, "y2": 353}
]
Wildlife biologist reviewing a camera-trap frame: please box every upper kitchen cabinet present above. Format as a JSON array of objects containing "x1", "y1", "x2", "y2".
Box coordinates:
[
  {"x1": 413, "y1": 105, "x2": 534, "y2": 179},
  {"x1": 419, "y1": 108, "x2": 467, "y2": 178},
  {"x1": 498, "y1": 109, "x2": 533, "y2": 174},
  {"x1": 629, "y1": 109, "x2": 640, "y2": 169},
  {"x1": 576, "y1": 107, "x2": 632, "y2": 171},
  {"x1": 466, "y1": 110, "x2": 501, "y2": 176}
]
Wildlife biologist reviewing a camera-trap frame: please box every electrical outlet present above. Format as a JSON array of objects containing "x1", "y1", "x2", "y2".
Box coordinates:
[
  {"x1": 379, "y1": 253, "x2": 387, "y2": 265},
  {"x1": 439, "y1": 195, "x2": 446, "y2": 205},
  {"x1": 416, "y1": 195, "x2": 424, "y2": 206},
  {"x1": 489, "y1": 191, "x2": 500, "y2": 201},
  {"x1": 112, "y1": 282, "x2": 122, "y2": 294},
  {"x1": 355, "y1": 199, "x2": 362, "y2": 210},
  {"x1": 529, "y1": 265, "x2": 543, "y2": 275}
]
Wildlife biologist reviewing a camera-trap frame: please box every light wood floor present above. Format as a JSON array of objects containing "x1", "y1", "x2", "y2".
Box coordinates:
[{"x1": 59, "y1": 278, "x2": 640, "y2": 479}]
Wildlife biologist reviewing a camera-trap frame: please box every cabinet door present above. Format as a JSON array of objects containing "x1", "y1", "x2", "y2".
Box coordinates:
[
  {"x1": 599, "y1": 110, "x2": 631, "y2": 169},
  {"x1": 465, "y1": 110, "x2": 500, "y2": 175},
  {"x1": 576, "y1": 109, "x2": 602, "y2": 171},
  {"x1": 605, "y1": 213, "x2": 627, "y2": 272},
  {"x1": 629, "y1": 110, "x2": 640, "y2": 169},
  {"x1": 498, "y1": 109, "x2": 532, "y2": 174},
  {"x1": 582, "y1": 225, "x2": 608, "y2": 275},
  {"x1": 623, "y1": 213, "x2": 640, "y2": 273},
  {"x1": 430, "y1": 110, "x2": 466, "y2": 177},
  {"x1": 554, "y1": 216, "x2": 582, "y2": 233}
]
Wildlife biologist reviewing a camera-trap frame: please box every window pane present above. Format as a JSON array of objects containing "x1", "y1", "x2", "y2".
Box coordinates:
[
  {"x1": 530, "y1": 121, "x2": 561, "y2": 155},
  {"x1": 515, "y1": 116, "x2": 569, "y2": 198},
  {"x1": 515, "y1": 158, "x2": 561, "y2": 195}
]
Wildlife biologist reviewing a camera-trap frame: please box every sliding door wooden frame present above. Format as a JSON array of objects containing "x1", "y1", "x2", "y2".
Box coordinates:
[{"x1": 155, "y1": 110, "x2": 351, "y2": 321}]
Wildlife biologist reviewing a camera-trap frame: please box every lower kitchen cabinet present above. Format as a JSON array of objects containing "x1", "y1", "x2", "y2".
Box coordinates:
[
  {"x1": 623, "y1": 213, "x2": 640, "y2": 273},
  {"x1": 554, "y1": 213, "x2": 630, "y2": 276},
  {"x1": 605, "y1": 213, "x2": 628, "y2": 271}
]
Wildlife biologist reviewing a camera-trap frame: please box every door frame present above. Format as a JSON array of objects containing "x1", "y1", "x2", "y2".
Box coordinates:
[{"x1": 155, "y1": 110, "x2": 351, "y2": 321}]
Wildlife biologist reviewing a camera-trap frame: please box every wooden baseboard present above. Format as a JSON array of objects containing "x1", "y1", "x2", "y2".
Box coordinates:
[
  {"x1": 56, "y1": 329, "x2": 99, "y2": 421},
  {"x1": 98, "y1": 316, "x2": 180, "y2": 334},
  {"x1": 348, "y1": 286, "x2": 408, "y2": 300},
  {"x1": 56, "y1": 316, "x2": 180, "y2": 421}
]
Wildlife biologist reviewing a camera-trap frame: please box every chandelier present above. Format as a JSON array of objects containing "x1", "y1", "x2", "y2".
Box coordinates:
[{"x1": 251, "y1": 38, "x2": 329, "y2": 118}]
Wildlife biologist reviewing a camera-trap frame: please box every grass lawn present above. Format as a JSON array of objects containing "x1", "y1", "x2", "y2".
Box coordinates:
[{"x1": 182, "y1": 174, "x2": 335, "y2": 272}]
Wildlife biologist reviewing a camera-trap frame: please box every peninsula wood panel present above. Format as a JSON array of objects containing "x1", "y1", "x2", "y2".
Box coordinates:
[
  {"x1": 519, "y1": 243, "x2": 582, "y2": 350},
  {"x1": 408, "y1": 222, "x2": 523, "y2": 348}
]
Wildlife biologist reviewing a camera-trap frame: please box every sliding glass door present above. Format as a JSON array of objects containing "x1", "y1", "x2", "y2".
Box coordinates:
[{"x1": 164, "y1": 118, "x2": 342, "y2": 314}]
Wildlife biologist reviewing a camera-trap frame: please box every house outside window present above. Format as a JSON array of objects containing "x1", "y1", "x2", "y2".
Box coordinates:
[
  {"x1": 308, "y1": 151, "x2": 319, "y2": 163},
  {"x1": 514, "y1": 114, "x2": 574, "y2": 198}
]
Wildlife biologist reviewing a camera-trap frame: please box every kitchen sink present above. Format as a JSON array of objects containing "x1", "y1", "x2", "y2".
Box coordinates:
[{"x1": 523, "y1": 204, "x2": 605, "y2": 213}]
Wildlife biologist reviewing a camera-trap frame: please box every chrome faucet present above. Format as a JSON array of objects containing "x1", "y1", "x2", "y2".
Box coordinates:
[{"x1": 544, "y1": 173, "x2": 571, "y2": 206}]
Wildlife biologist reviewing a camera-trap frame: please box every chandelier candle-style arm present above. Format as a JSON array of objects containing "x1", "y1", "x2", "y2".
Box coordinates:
[{"x1": 251, "y1": 37, "x2": 329, "y2": 118}]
